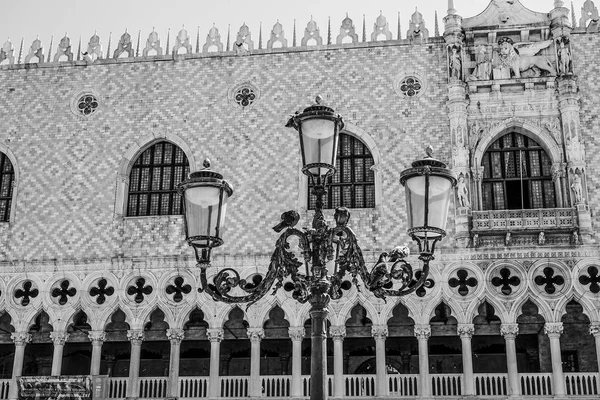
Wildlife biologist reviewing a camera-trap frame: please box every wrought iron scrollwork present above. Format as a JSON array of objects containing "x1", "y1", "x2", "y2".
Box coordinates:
[{"x1": 198, "y1": 199, "x2": 433, "y2": 304}]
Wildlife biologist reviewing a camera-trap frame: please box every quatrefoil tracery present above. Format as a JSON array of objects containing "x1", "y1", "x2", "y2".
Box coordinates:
[
  {"x1": 51, "y1": 280, "x2": 77, "y2": 305},
  {"x1": 534, "y1": 267, "x2": 565, "y2": 295},
  {"x1": 409, "y1": 271, "x2": 434, "y2": 297},
  {"x1": 448, "y1": 269, "x2": 478, "y2": 296},
  {"x1": 127, "y1": 278, "x2": 153, "y2": 304},
  {"x1": 14, "y1": 281, "x2": 39, "y2": 306},
  {"x1": 90, "y1": 278, "x2": 115, "y2": 304},
  {"x1": 166, "y1": 276, "x2": 192, "y2": 303},
  {"x1": 491, "y1": 268, "x2": 521, "y2": 295},
  {"x1": 579, "y1": 266, "x2": 600, "y2": 294}
]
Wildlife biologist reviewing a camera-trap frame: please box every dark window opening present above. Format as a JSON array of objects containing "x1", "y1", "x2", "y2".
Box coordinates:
[
  {"x1": 308, "y1": 133, "x2": 375, "y2": 210},
  {"x1": 0, "y1": 153, "x2": 14, "y2": 222},
  {"x1": 481, "y1": 132, "x2": 555, "y2": 210},
  {"x1": 127, "y1": 142, "x2": 189, "y2": 216}
]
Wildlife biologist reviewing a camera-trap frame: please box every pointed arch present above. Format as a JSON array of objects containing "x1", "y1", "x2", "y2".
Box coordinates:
[
  {"x1": 115, "y1": 131, "x2": 197, "y2": 217},
  {"x1": 466, "y1": 296, "x2": 509, "y2": 324},
  {"x1": 510, "y1": 294, "x2": 553, "y2": 323},
  {"x1": 0, "y1": 143, "x2": 19, "y2": 223},
  {"x1": 555, "y1": 294, "x2": 598, "y2": 322}
]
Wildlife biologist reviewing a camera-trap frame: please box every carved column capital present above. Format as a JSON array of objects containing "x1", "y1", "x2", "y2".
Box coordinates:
[
  {"x1": 126, "y1": 329, "x2": 145, "y2": 345},
  {"x1": 329, "y1": 326, "x2": 346, "y2": 341},
  {"x1": 11, "y1": 332, "x2": 32, "y2": 346},
  {"x1": 166, "y1": 328, "x2": 185, "y2": 344},
  {"x1": 88, "y1": 330, "x2": 107, "y2": 344},
  {"x1": 288, "y1": 326, "x2": 305, "y2": 342},
  {"x1": 247, "y1": 328, "x2": 265, "y2": 342},
  {"x1": 49, "y1": 331, "x2": 70, "y2": 346},
  {"x1": 371, "y1": 325, "x2": 388, "y2": 340},
  {"x1": 457, "y1": 324, "x2": 475, "y2": 339},
  {"x1": 500, "y1": 323, "x2": 519, "y2": 339},
  {"x1": 207, "y1": 328, "x2": 224, "y2": 343},
  {"x1": 414, "y1": 325, "x2": 431, "y2": 340},
  {"x1": 544, "y1": 322, "x2": 564, "y2": 338},
  {"x1": 590, "y1": 323, "x2": 600, "y2": 337}
]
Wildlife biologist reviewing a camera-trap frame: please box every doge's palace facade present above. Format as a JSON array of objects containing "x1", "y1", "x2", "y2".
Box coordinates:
[{"x1": 0, "y1": 1, "x2": 599, "y2": 400}]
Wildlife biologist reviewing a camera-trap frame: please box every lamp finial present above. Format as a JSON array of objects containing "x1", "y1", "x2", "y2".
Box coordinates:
[
  {"x1": 203, "y1": 159, "x2": 211, "y2": 168},
  {"x1": 315, "y1": 94, "x2": 323, "y2": 105}
]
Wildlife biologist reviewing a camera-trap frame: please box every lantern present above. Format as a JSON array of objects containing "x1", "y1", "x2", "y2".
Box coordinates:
[
  {"x1": 286, "y1": 95, "x2": 345, "y2": 181},
  {"x1": 400, "y1": 147, "x2": 456, "y2": 254},
  {"x1": 178, "y1": 159, "x2": 233, "y2": 263}
]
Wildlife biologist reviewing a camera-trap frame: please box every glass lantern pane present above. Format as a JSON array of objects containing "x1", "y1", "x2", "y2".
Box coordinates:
[
  {"x1": 300, "y1": 119, "x2": 336, "y2": 176},
  {"x1": 184, "y1": 186, "x2": 229, "y2": 247}
]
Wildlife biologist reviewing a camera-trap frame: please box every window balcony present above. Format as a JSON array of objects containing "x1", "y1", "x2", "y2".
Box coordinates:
[{"x1": 472, "y1": 208, "x2": 577, "y2": 234}]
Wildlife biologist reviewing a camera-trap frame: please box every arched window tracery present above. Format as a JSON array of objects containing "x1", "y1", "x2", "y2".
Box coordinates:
[
  {"x1": 308, "y1": 133, "x2": 375, "y2": 210},
  {"x1": 0, "y1": 152, "x2": 14, "y2": 222},
  {"x1": 127, "y1": 141, "x2": 190, "y2": 217},
  {"x1": 481, "y1": 132, "x2": 555, "y2": 210}
]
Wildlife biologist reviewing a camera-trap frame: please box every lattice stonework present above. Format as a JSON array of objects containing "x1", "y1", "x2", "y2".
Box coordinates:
[
  {"x1": 0, "y1": 153, "x2": 13, "y2": 222},
  {"x1": 127, "y1": 142, "x2": 190, "y2": 216},
  {"x1": 309, "y1": 133, "x2": 375, "y2": 209}
]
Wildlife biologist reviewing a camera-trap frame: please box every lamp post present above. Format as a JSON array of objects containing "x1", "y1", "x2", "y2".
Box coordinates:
[{"x1": 178, "y1": 96, "x2": 456, "y2": 400}]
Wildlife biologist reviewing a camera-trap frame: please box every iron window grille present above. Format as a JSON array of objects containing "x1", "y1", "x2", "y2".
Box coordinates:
[
  {"x1": 127, "y1": 142, "x2": 190, "y2": 216},
  {"x1": 308, "y1": 133, "x2": 375, "y2": 210},
  {"x1": 0, "y1": 153, "x2": 13, "y2": 222}
]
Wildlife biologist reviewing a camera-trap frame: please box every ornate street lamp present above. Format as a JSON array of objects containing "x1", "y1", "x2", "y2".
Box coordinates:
[{"x1": 178, "y1": 97, "x2": 456, "y2": 400}]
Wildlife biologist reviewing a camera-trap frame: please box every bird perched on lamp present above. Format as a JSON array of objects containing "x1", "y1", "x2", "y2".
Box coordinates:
[{"x1": 272, "y1": 210, "x2": 300, "y2": 232}]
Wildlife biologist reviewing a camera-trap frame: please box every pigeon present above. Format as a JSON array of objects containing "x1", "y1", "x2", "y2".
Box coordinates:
[{"x1": 272, "y1": 210, "x2": 300, "y2": 232}]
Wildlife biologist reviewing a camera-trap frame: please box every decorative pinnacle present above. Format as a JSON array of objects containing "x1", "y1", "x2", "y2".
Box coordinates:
[
  {"x1": 315, "y1": 94, "x2": 323, "y2": 105},
  {"x1": 203, "y1": 159, "x2": 211, "y2": 168},
  {"x1": 425, "y1": 145, "x2": 434, "y2": 158}
]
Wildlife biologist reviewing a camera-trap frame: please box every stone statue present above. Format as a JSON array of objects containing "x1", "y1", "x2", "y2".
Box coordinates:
[
  {"x1": 571, "y1": 173, "x2": 583, "y2": 204},
  {"x1": 497, "y1": 37, "x2": 555, "y2": 78},
  {"x1": 557, "y1": 37, "x2": 572, "y2": 75},
  {"x1": 470, "y1": 45, "x2": 491, "y2": 80},
  {"x1": 456, "y1": 175, "x2": 470, "y2": 208},
  {"x1": 449, "y1": 45, "x2": 462, "y2": 80},
  {"x1": 538, "y1": 232, "x2": 545, "y2": 245}
]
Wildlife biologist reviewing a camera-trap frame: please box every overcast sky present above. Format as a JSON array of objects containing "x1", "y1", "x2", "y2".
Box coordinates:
[{"x1": 0, "y1": 0, "x2": 588, "y2": 53}]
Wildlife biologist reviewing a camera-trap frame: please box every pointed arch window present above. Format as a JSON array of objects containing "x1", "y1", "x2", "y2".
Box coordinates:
[
  {"x1": 127, "y1": 141, "x2": 190, "y2": 216},
  {"x1": 0, "y1": 152, "x2": 13, "y2": 222},
  {"x1": 482, "y1": 132, "x2": 555, "y2": 210},
  {"x1": 308, "y1": 133, "x2": 375, "y2": 209}
]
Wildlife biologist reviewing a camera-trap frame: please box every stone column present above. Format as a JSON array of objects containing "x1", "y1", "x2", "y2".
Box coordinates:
[
  {"x1": 9, "y1": 332, "x2": 31, "y2": 400},
  {"x1": 207, "y1": 328, "x2": 224, "y2": 398},
  {"x1": 458, "y1": 324, "x2": 475, "y2": 396},
  {"x1": 289, "y1": 327, "x2": 305, "y2": 398},
  {"x1": 544, "y1": 322, "x2": 566, "y2": 397},
  {"x1": 552, "y1": 163, "x2": 566, "y2": 208},
  {"x1": 330, "y1": 326, "x2": 346, "y2": 398},
  {"x1": 501, "y1": 324, "x2": 520, "y2": 398},
  {"x1": 88, "y1": 331, "x2": 106, "y2": 376},
  {"x1": 50, "y1": 331, "x2": 70, "y2": 376},
  {"x1": 247, "y1": 328, "x2": 265, "y2": 397},
  {"x1": 372, "y1": 325, "x2": 388, "y2": 397},
  {"x1": 126, "y1": 330, "x2": 145, "y2": 398},
  {"x1": 166, "y1": 328, "x2": 185, "y2": 397},
  {"x1": 415, "y1": 325, "x2": 432, "y2": 399}
]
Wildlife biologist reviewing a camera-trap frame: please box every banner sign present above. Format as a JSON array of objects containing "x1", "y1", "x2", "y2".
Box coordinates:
[{"x1": 18, "y1": 376, "x2": 92, "y2": 400}]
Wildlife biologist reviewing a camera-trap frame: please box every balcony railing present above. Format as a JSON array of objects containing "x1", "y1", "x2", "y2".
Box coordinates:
[
  {"x1": 8, "y1": 372, "x2": 598, "y2": 400},
  {"x1": 472, "y1": 208, "x2": 577, "y2": 233}
]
